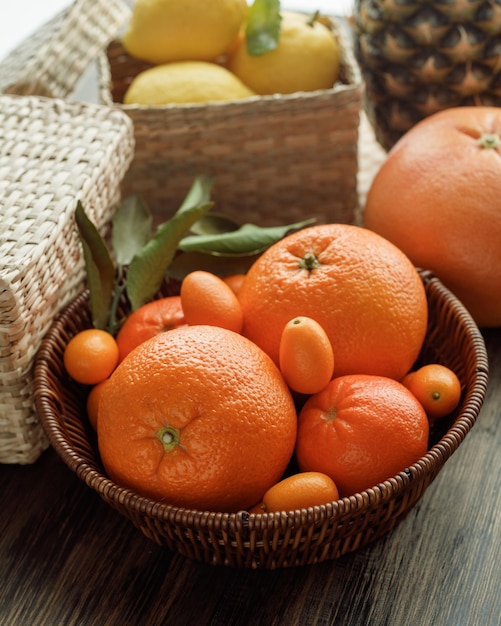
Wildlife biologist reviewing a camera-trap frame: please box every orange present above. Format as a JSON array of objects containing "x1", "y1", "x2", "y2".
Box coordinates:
[
  {"x1": 295, "y1": 374, "x2": 429, "y2": 497},
  {"x1": 239, "y1": 224, "x2": 428, "y2": 380},
  {"x1": 401, "y1": 364, "x2": 462, "y2": 422},
  {"x1": 254, "y1": 472, "x2": 339, "y2": 513},
  {"x1": 222, "y1": 273, "x2": 246, "y2": 296},
  {"x1": 97, "y1": 325, "x2": 297, "y2": 512},
  {"x1": 116, "y1": 296, "x2": 185, "y2": 362},
  {"x1": 363, "y1": 106, "x2": 501, "y2": 327},
  {"x1": 279, "y1": 316, "x2": 334, "y2": 395},
  {"x1": 63, "y1": 329, "x2": 119, "y2": 385},
  {"x1": 180, "y1": 270, "x2": 243, "y2": 333},
  {"x1": 86, "y1": 379, "x2": 110, "y2": 431}
]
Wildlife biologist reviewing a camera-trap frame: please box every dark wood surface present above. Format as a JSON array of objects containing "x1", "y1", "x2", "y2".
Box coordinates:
[{"x1": 1, "y1": 328, "x2": 500, "y2": 626}]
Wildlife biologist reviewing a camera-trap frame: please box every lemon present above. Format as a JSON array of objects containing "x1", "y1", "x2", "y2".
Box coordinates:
[
  {"x1": 122, "y1": 0, "x2": 248, "y2": 64},
  {"x1": 123, "y1": 61, "x2": 256, "y2": 105},
  {"x1": 228, "y1": 11, "x2": 341, "y2": 95}
]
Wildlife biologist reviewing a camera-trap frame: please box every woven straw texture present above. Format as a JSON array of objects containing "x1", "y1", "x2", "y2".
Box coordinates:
[
  {"x1": 0, "y1": 0, "x2": 130, "y2": 98},
  {"x1": 98, "y1": 16, "x2": 362, "y2": 226},
  {"x1": 33, "y1": 271, "x2": 488, "y2": 569},
  {"x1": 0, "y1": 94, "x2": 134, "y2": 464}
]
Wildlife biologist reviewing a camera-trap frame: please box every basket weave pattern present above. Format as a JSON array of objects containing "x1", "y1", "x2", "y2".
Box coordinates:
[
  {"x1": 33, "y1": 271, "x2": 488, "y2": 568},
  {"x1": 0, "y1": 94, "x2": 134, "y2": 464},
  {"x1": 98, "y1": 17, "x2": 362, "y2": 226},
  {"x1": 0, "y1": 0, "x2": 130, "y2": 98}
]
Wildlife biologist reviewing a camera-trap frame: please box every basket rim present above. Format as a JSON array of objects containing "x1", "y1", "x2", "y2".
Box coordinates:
[{"x1": 33, "y1": 269, "x2": 489, "y2": 528}]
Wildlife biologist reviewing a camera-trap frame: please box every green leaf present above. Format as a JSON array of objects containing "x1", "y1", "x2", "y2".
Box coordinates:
[
  {"x1": 126, "y1": 176, "x2": 215, "y2": 310},
  {"x1": 178, "y1": 218, "x2": 316, "y2": 256},
  {"x1": 75, "y1": 201, "x2": 116, "y2": 330},
  {"x1": 167, "y1": 251, "x2": 261, "y2": 281},
  {"x1": 246, "y1": 0, "x2": 282, "y2": 56},
  {"x1": 112, "y1": 195, "x2": 153, "y2": 267},
  {"x1": 189, "y1": 213, "x2": 240, "y2": 236}
]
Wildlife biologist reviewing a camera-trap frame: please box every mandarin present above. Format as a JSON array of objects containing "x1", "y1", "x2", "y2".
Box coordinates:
[
  {"x1": 363, "y1": 106, "x2": 501, "y2": 327},
  {"x1": 401, "y1": 364, "x2": 462, "y2": 422},
  {"x1": 97, "y1": 325, "x2": 297, "y2": 512},
  {"x1": 295, "y1": 374, "x2": 429, "y2": 497},
  {"x1": 63, "y1": 329, "x2": 119, "y2": 385},
  {"x1": 115, "y1": 295, "x2": 185, "y2": 363},
  {"x1": 239, "y1": 224, "x2": 428, "y2": 380},
  {"x1": 86, "y1": 379, "x2": 110, "y2": 431}
]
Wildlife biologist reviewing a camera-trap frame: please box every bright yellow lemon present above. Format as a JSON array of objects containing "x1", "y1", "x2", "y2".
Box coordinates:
[{"x1": 122, "y1": 0, "x2": 248, "y2": 64}]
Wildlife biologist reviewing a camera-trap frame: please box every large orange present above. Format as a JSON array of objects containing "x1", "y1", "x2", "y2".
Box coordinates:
[
  {"x1": 97, "y1": 325, "x2": 297, "y2": 512},
  {"x1": 363, "y1": 106, "x2": 501, "y2": 327},
  {"x1": 239, "y1": 224, "x2": 428, "y2": 380},
  {"x1": 295, "y1": 374, "x2": 429, "y2": 497}
]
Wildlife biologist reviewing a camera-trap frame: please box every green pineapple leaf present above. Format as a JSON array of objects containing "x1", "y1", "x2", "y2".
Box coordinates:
[
  {"x1": 75, "y1": 201, "x2": 116, "y2": 330},
  {"x1": 246, "y1": 0, "x2": 282, "y2": 56}
]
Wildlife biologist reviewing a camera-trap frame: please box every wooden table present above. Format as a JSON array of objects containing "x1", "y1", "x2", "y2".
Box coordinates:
[{"x1": 1, "y1": 328, "x2": 499, "y2": 625}]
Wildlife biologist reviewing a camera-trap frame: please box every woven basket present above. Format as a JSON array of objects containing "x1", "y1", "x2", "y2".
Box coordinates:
[
  {"x1": 0, "y1": 94, "x2": 134, "y2": 464},
  {"x1": 33, "y1": 270, "x2": 488, "y2": 568},
  {"x1": 0, "y1": 0, "x2": 130, "y2": 98},
  {"x1": 98, "y1": 15, "x2": 363, "y2": 226}
]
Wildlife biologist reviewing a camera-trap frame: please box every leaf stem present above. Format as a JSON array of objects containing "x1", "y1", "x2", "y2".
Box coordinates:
[{"x1": 108, "y1": 279, "x2": 127, "y2": 336}]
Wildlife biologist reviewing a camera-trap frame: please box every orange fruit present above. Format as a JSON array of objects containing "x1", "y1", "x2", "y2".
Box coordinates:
[
  {"x1": 363, "y1": 106, "x2": 501, "y2": 327},
  {"x1": 180, "y1": 270, "x2": 243, "y2": 333},
  {"x1": 116, "y1": 296, "x2": 186, "y2": 362},
  {"x1": 97, "y1": 325, "x2": 297, "y2": 512},
  {"x1": 401, "y1": 364, "x2": 462, "y2": 422},
  {"x1": 239, "y1": 224, "x2": 428, "y2": 380},
  {"x1": 63, "y1": 329, "x2": 119, "y2": 385},
  {"x1": 222, "y1": 273, "x2": 246, "y2": 296},
  {"x1": 295, "y1": 374, "x2": 429, "y2": 497},
  {"x1": 256, "y1": 472, "x2": 339, "y2": 513},
  {"x1": 279, "y1": 316, "x2": 334, "y2": 395},
  {"x1": 86, "y1": 379, "x2": 110, "y2": 431}
]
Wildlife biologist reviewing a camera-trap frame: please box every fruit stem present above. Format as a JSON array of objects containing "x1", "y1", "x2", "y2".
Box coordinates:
[
  {"x1": 307, "y1": 10, "x2": 320, "y2": 27},
  {"x1": 478, "y1": 133, "x2": 501, "y2": 150},
  {"x1": 298, "y1": 251, "x2": 320, "y2": 271},
  {"x1": 157, "y1": 426, "x2": 180, "y2": 452}
]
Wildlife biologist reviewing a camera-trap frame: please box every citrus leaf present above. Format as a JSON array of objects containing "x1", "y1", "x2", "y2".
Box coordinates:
[
  {"x1": 126, "y1": 176, "x2": 215, "y2": 310},
  {"x1": 246, "y1": 0, "x2": 282, "y2": 56},
  {"x1": 75, "y1": 201, "x2": 115, "y2": 330},
  {"x1": 178, "y1": 218, "x2": 316, "y2": 256},
  {"x1": 167, "y1": 250, "x2": 261, "y2": 281},
  {"x1": 112, "y1": 195, "x2": 153, "y2": 266},
  {"x1": 189, "y1": 213, "x2": 240, "y2": 236}
]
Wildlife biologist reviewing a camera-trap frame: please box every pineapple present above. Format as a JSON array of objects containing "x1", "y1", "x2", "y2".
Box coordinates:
[{"x1": 353, "y1": 0, "x2": 501, "y2": 150}]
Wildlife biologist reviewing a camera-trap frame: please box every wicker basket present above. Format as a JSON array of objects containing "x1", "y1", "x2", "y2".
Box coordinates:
[
  {"x1": 33, "y1": 270, "x2": 488, "y2": 568},
  {"x1": 0, "y1": 94, "x2": 134, "y2": 464},
  {"x1": 0, "y1": 0, "x2": 130, "y2": 98},
  {"x1": 98, "y1": 16, "x2": 363, "y2": 226}
]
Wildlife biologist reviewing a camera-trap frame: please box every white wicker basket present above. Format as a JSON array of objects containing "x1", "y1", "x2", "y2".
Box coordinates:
[
  {"x1": 0, "y1": 94, "x2": 134, "y2": 464},
  {"x1": 0, "y1": 0, "x2": 130, "y2": 98}
]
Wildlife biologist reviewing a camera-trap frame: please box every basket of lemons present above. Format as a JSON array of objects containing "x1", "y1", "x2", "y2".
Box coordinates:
[{"x1": 98, "y1": 0, "x2": 362, "y2": 226}]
